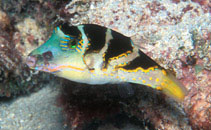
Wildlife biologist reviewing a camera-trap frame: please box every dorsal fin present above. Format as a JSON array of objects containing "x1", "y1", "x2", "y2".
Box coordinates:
[{"x1": 131, "y1": 35, "x2": 145, "y2": 50}]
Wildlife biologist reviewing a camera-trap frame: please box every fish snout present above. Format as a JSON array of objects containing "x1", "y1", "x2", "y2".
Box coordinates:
[
  {"x1": 26, "y1": 51, "x2": 54, "y2": 69},
  {"x1": 26, "y1": 55, "x2": 37, "y2": 68}
]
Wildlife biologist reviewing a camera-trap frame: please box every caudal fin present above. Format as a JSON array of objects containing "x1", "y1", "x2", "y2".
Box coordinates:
[{"x1": 158, "y1": 72, "x2": 187, "y2": 101}]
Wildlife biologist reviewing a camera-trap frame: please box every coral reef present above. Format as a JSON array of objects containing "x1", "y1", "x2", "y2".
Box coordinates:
[
  {"x1": 0, "y1": 10, "x2": 52, "y2": 97},
  {"x1": 0, "y1": 0, "x2": 94, "y2": 97},
  {"x1": 0, "y1": 0, "x2": 68, "y2": 26},
  {"x1": 0, "y1": 0, "x2": 73, "y2": 97}
]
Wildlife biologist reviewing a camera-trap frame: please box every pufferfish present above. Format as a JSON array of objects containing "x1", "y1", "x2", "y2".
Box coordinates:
[{"x1": 26, "y1": 23, "x2": 187, "y2": 101}]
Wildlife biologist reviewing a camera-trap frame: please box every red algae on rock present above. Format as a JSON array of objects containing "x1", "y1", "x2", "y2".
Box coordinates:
[
  {"x1": 0, "y1": 11, "x2": 52, "y2": 97},
  {"x1": 0, "y1": 0, "x2": 71, "y2": 97}
]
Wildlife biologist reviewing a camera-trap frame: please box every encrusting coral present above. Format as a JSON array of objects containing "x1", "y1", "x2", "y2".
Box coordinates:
[
  {"x1": 0, "y1": 0, "x2": 69, "y2": 97},
  {"x1": 0, "y1": 11, "x2": 52, "y2": 97}
]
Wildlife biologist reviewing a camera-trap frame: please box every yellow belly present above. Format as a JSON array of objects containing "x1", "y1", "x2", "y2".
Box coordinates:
[{"x1": 56, "y1": 69, "x2": 91, "y2": 84}]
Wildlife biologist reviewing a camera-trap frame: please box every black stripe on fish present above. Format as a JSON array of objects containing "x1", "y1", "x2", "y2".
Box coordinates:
[
  {"x1": 119, "y1": 50, "x2": 161, "y2": 70},
  {"x1": 103, "y1": 30, "x2": 133, "y2": 69},
  {"x1": 83, "y1": 24, "x2": 107, "y2": 54},
  {"x1": 60, "y1": 23, "x2": 81, "y2": 38}
]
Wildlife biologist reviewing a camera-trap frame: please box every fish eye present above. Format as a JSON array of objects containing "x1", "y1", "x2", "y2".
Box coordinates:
[{"x1": 69, "y1": 39, "x2": 78, "y2": 49}]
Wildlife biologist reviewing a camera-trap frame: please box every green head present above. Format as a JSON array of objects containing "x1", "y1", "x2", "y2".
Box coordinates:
[{"x1": 26, "y1": 24, "x2": 88, "y2": 81}]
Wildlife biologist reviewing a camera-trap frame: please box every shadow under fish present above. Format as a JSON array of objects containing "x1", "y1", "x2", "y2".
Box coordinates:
[{"x1": 56, "y1": 79, "x2": 188, "y2": 129}]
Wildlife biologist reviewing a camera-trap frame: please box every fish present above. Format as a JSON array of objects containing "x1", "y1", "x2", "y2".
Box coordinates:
[{"x1": 26, "y1": 23, "x2": 187, "y2": 101}]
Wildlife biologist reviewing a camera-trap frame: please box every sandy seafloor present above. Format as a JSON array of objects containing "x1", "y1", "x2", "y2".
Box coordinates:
[
  {"x1": 0, "y1": 84, "x2": 67, "y2": 130},
  {"x1": 0, "y1": 84, "x2": 143, "y2": 130}
]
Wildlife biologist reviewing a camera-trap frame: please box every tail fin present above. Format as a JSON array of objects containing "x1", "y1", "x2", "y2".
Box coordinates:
[{"x1": 158, "y1": 71, "x2": 187, "y2": 101}]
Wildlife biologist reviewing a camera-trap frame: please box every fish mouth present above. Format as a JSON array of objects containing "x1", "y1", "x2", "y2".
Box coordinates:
[
  {"x1": 34, "y1": 64, "x2": 85, "y2": 73},
  {"x1": 26, "y1": 55, "x2": 37, "y2": 69},
  {"x1": 26, "y1": 50, "x2": 85, "y2": 73},
  {"x1": 26, "y1": 55, "x2": 59, "y2": 73},
  {"x1": 26, "y1": 56, "x2": 58, "y2": 73},
  {"x1": 26, "y1": 55, "x2": 84, "y2": 73},
  {"x1": 26, "y1": 51, "x2": 55, "y2": 71}
]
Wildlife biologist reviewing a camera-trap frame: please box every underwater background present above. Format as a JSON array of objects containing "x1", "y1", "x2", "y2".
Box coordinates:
[{"x1": 0, "y1": 0, "x2": 210, "y2": 130}]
